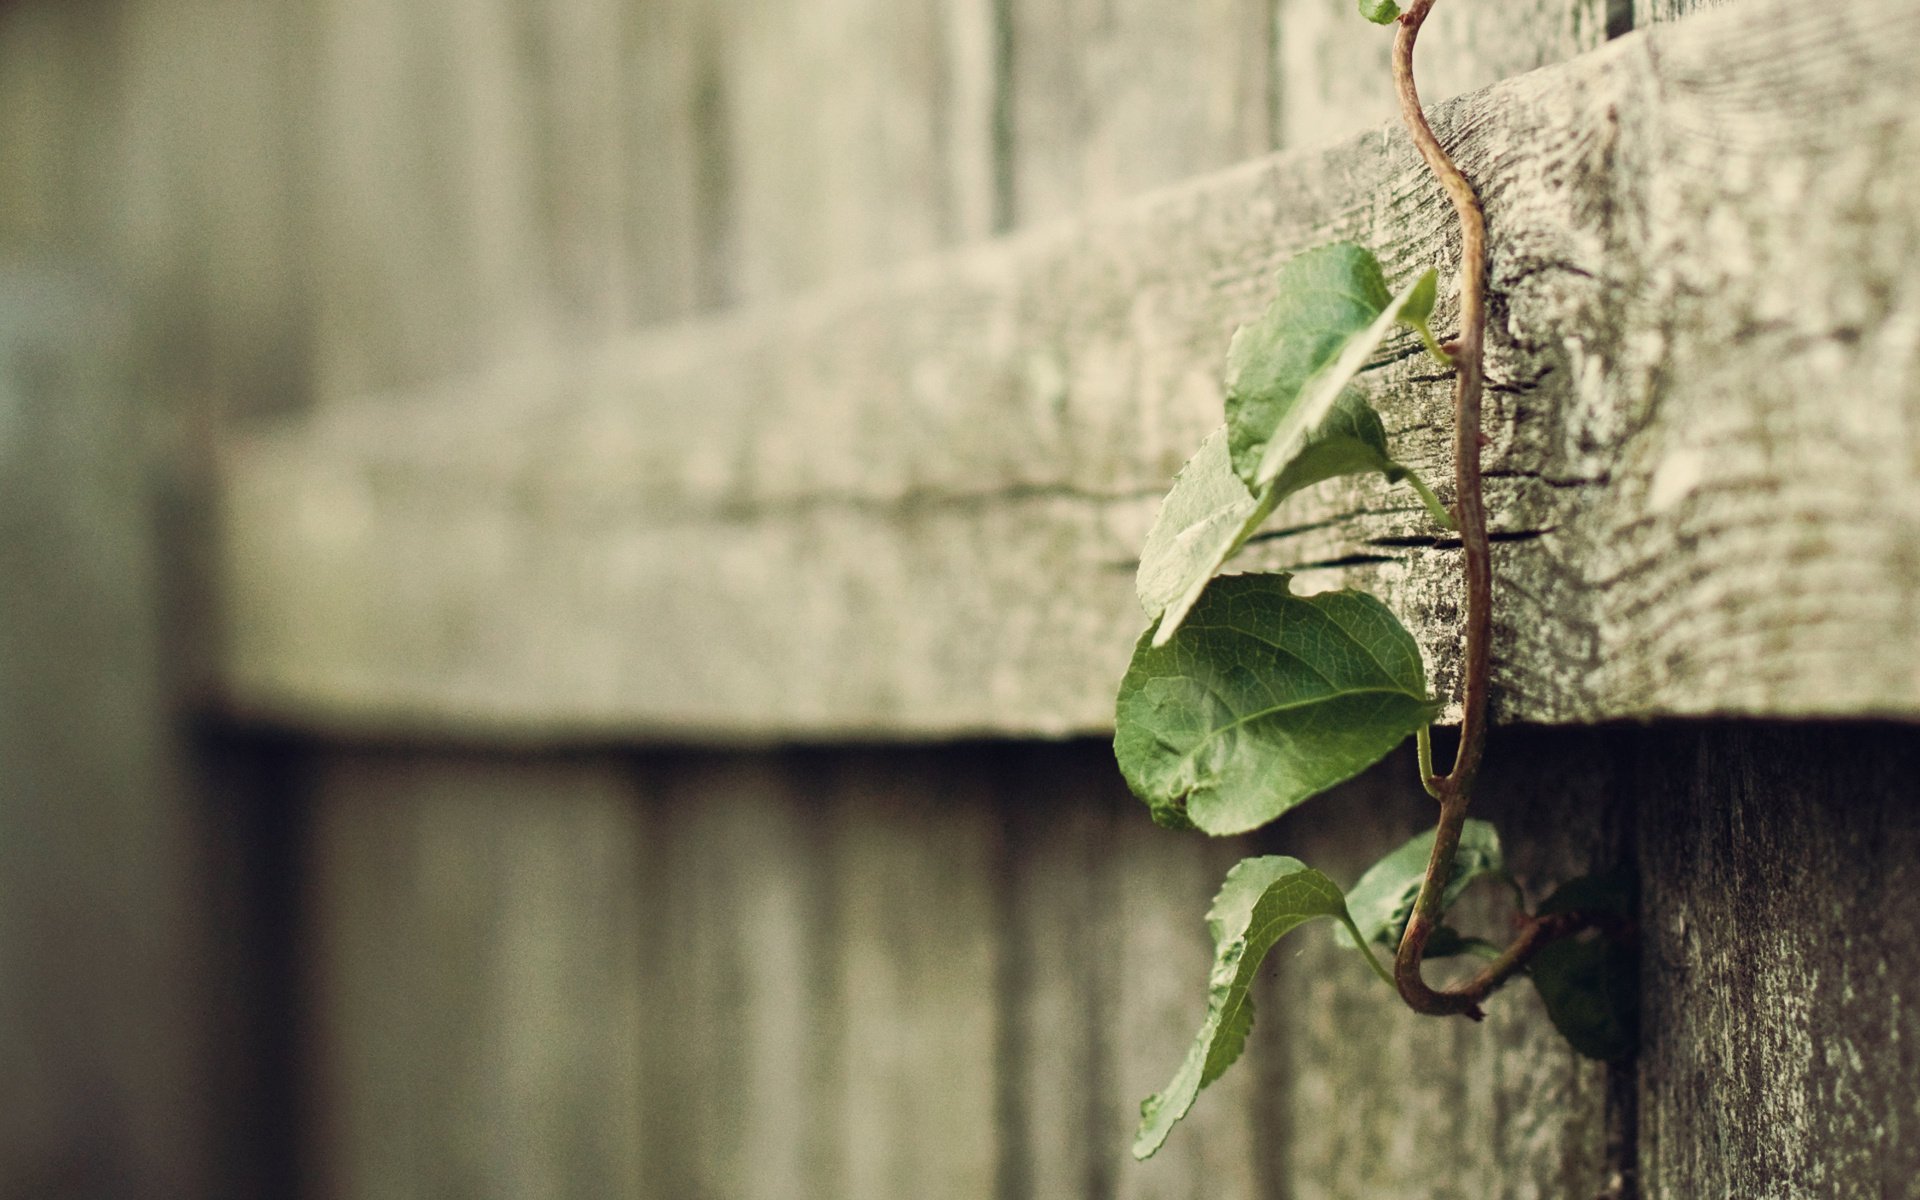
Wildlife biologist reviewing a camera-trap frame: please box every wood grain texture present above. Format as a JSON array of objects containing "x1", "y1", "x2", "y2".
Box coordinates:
[
  {"x1": 1270, "y1": 733, "x2": 1627, "y2": 1200},
  {"x1": 0, "y1": 268, "x2": 210, "y2": 1198},
  {"x1": 1005, "y1": 0, "x2": 1274, "y2": 225},
  {"x1": 640, "y1": 753, "x2": 844, "y2": 1200},
  {"x1": 719, "y1": 0, "x2": 997, "y2": 301},
  {"x1": 306, "y1": 754, "x2": 647, "y2": 1200},
  {"x1": 1275, "y1": 0, "x2": 1615, "y2": 151},
  {"x1": 217, "y1": 0, "x2": 1920, "y2": 740},
  {"x1": 1633, "y1": 0, "x2": 1727, "y2": 24},
  {"x1": 1636, "y1": 725, "x2": 1920, "y2": 1200}
]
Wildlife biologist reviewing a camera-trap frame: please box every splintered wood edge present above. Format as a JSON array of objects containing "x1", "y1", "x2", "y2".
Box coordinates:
[{"x1": 215, "y1": 0, "x2": 1920, "y2": 742}]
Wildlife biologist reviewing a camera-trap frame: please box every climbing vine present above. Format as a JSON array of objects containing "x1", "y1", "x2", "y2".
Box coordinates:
[{"x1": 1118, "y1": 0, "x2": 1635, "y2": 1160}]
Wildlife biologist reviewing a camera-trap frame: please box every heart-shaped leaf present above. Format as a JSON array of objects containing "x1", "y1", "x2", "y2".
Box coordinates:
[
  {"x1": 1115, "y1": 573, "x2": 1439, "y2": 834},
  {"x1": 1134, "y1": 856, "x2": 1371, "y2": 1159},
  {"x1": 1357, "y1": 0, "x2": 1402, "y2": 23}
]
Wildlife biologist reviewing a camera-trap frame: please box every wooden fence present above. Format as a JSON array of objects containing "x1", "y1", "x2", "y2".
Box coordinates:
[{"x1": 5, "y1": 0, "x2": 1919, "y2": 1196}]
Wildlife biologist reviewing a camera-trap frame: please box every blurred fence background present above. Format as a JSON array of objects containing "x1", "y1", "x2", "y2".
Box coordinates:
[{"x1": 7, "y1": 0, "x2": 1920, "y2": 1197}]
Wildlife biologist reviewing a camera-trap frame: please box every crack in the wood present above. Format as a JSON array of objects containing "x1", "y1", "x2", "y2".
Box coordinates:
[{"x1": 1482, "y1": 466, "x2": 1610, "y2": 490}]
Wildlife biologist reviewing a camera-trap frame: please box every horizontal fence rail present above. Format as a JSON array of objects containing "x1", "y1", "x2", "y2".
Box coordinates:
[{"x1": 217, "y1": 0, "x2": 1920, "y2": 740}]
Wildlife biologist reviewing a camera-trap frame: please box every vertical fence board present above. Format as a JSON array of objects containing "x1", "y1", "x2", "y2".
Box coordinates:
[
  {"x1": 1272, "y1": 735, "x2": 1621, "y2": 1200},
  {"x1": 1275, "y1": 0, "x2": 1615, "y2": 151},
  {"x1": 641, "y1": 755, "x2": 843, "y2": 1200},
  {"x1": 829, "y1": 750, "x2": 1003, "y2": 1200},
  {"x1": 1005, "y1": 0, "x2": 1274, "y2": 226},
  {"x1": 1633, "y1": 0, "x2": 1726, "y2": 23},
  {"x1": 308, "y1": 756, "x2": 646, "y2": 1200},
  {"x1": 0, "y1": 270, "x2": 209, "y2": 1199},
  {"x1": 720, "y1": 0, "x2": 997, "y2": 301},
  {"x1": 1002, "y1": 746, "x2": 1266, "y2": 1200},
  {"x1": 1638, "y1": 726, "x2": 1920, "y2": 1200}
]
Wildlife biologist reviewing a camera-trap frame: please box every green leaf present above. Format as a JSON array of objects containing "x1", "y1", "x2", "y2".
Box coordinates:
[
  {"x1": 1223, "y1": 243, "x2": 1441, "y2": 490},
  {"x1": 1135, "y1": 428, "x2": 1279, "y2": 646},
  {"x1": 1339, "y1": 819, "x2": 1507, "y2": 950},
  {"x1": 1528, "y1": 869, "x2": 1637, "y2": 1060},
  {"x1": 1136, "y1": 398, "x2": 1431, "y2": 647},
  {"x1": 1535, "y1": 867, "x2": 1636, "y2": 921},
  {"x1": 1115, "y1": 573, "x2": 1439, "y2": 834},
  {"x1": 1134, "y1": 856, "x2": 1364, "y2": 1159},
  {"x1": 1530, "y1": 935, "x2": 1638, "y2": 1061},
  {"x1": 1358, "y1": 0, "x2": 1402, "y2": 22}
]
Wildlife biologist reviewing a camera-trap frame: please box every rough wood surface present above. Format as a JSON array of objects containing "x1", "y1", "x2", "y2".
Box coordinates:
[
  {"x1": 1270, "y1": 733, "x2": 1626, "y2": 1200},
  {"x1": 217, "y1": 0, "x2": 1920, "y2": 740},
  {"x1": 1637, "y1": 724, "x2": 1920, "y2": 1199},
  {"x1": 1275, "y1": 0, "x2": 1614, "y2": 151},
  {"x1": 306, "y1": 754, "x2": 647, "y2": 1199}
]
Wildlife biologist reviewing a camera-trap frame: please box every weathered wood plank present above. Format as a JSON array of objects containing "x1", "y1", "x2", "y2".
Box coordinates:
[
  {"x1": 720, "y1": 0, "x2": 997, "y2": 301},
  {"x1": 0, "y1": 268, "x2": 211, "y2": 1197},
  {"x1": 1276, "y1": 0, "x2": 1615, "y2": 151},
  {"x1": 1637, "y1": 724, "x2": 1920, "y2": 1199},
  {"x1": 639, "y1": 753, "x2": 844, "y2": 1200},
  {"x1": 306, "y1": 754, "x2": 647, "y2": 1199},
  {"x1": 1270, "y1": 734, "x2": 1625, "y2": 1199},
  {"x1": 1005, "y1": 0, "x2": 1274, "y2": 225},
  {"x1": 827, "y1": 750, "x2": 1003, "y2": 1200},
  {"x1": 218, "y1": 0, "x2": 1920, "y2": 739}
]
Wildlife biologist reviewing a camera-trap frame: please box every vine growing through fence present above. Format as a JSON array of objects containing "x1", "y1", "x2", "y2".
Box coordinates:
[{"x1": 1116, "y1": 0, "x2": 1636, "y2": 1160}]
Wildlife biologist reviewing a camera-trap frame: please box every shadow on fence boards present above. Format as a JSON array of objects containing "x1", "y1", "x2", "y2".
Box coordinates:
[{"x1": 4, "y1": 0, "x2": 1919, "y2": 1196}]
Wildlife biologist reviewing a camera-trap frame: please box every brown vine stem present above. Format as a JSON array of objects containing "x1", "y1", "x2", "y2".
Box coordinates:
[{"x1": 1388, "y1": 0, "x2": 1548, "y2": 1018}]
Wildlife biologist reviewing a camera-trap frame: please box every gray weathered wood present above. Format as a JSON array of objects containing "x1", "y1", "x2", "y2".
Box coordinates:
[
  {"x1": 1633, "y1": 0, "x2": 1727, "y2": 24},
  {"x1": 1276, "y1": 0, "x2": 1614, "y2": 151},
  {"x1": 306, "y1": 755, "x2": 647, "y2": 1199},
  {"x1": 720, "y1": 0, "x2": 997, "y2": 301},
  {"x1": 1271, "y1": 734, "x2": 1625, "y2": 1199},
  {"x1": 0, "y1": 268, "x2": 210, "y2": 1198},
  {"x1": 639, "y1": 753, "x2": 845, "y2": 1200},
  {"x1": 1005, "y1": 0, "x2": 1274, "y2": 225},
  {"x1": 216, "y1": 0, "x2": 1920, "y2": 740},
  {"x1": 1637, "y1": 725, "x2": 1920, "y2": 1199}
]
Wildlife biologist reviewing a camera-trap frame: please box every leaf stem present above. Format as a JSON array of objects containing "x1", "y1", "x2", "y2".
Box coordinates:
[
  {"x1": 1415, "y1": 726, "x2": 1442, "y2": 801},
  {"x1": 1400, "y1": 467, "x2": 1458, "y2": 532},
  {"x1": 1342, "y1": 914, "x2": 1397, "y2": 989}
]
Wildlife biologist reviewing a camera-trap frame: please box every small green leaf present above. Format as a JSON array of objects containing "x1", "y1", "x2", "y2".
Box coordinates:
[
  {"x1": 1357, "y1": 0, "x2": 1402, "y2": 22},
  {"x1": 1115, "y1": 574, "x2": 1439, "y2": 834},
  {"x1": 1536, "y1": 867, "x2": 1636, "y2": 921},
  {"x1": 1339, "y1": 819, "x2": 1506, "y2": 950},
  {"x1": 1135, "y1": 428, "x2": 1279, "y2": 646},
  {"x1": 1223, "y1": 244, "x2": 1440, "y2": 490},
  {"x1": 1136, "y1": 398, "x2": 1434, "y2": 646},
  {"x1": 1529, "y1": 869, "x2": 1637, "y2": 1061},
  {"x1": 1134, "y1": 856, "x2": 1363, "y2": 1159},
  {"x1": 1530, "y1": 935, "x2": 1637, "y2": 1061}
]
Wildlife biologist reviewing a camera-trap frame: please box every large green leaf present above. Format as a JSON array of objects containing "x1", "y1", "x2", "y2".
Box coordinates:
[
  {"x1": 1357, "y1": 0, "x2": 1402, "y2": 22},
  {"x1": 1224, "y1": 244, "x2": 1442, "y2": 491},
  {"x1": 1134, "y1": 856, "x2": 1370, "y2": 1159},
  {"x1": 1115, "y1": 573, "x2": 1439, "y2": 834},
  {"x1": 1339, "y1": 819, "x2": 1507, "y2": 951},
  {"x1": 1136, "y1": 396, "x2": 1435, "y2": 647},
  {"x1": 1529, "y1": 869, "x2": 1638, "y2": 1061}
]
